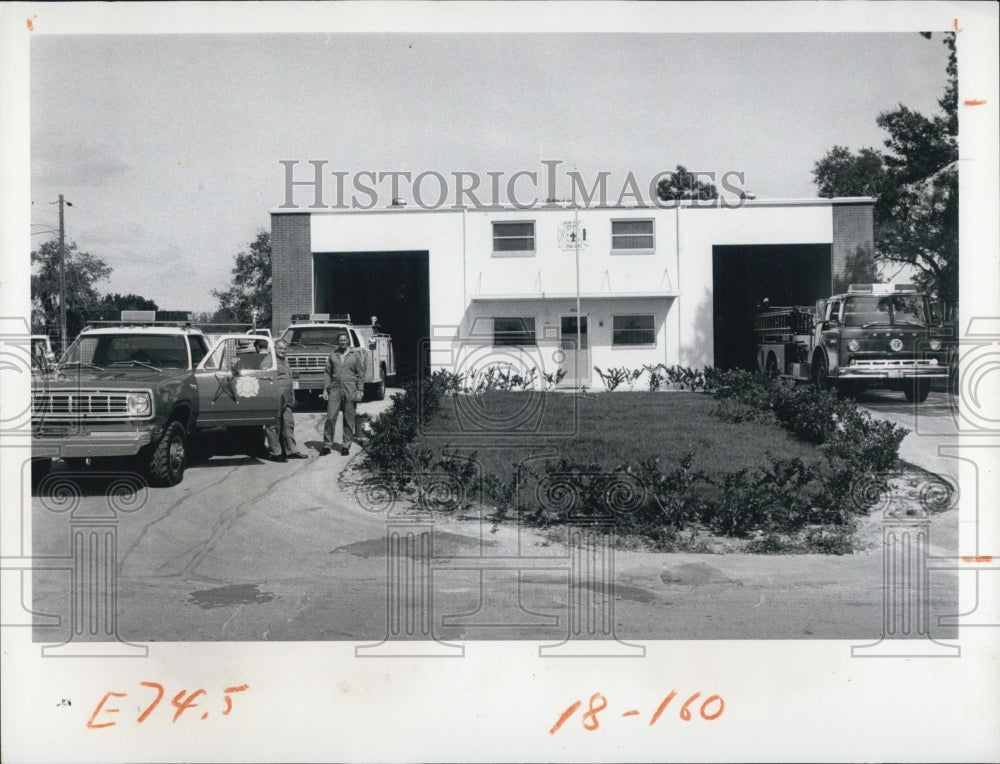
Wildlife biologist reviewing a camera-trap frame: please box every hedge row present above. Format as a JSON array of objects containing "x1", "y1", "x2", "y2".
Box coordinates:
[{"x1": 360, "y1": 370, "x2": 909, "y2": 553}]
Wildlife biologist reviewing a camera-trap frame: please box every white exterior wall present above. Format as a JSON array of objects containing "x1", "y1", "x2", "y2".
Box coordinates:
[
  {"x1": 301, "y1": 201, "x2": 845, "y2": 388},
  {"x1": 676, "y1": 204, "x2": 834, "y2": 368}
]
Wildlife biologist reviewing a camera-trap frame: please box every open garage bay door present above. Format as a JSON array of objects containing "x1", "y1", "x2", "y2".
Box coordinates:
[
  {"x1": 712, "y1": 244, "x2": 831, "y2": 370},
  {"x1": 313, "y1": 251, "x2": 429, "y2": 381}
]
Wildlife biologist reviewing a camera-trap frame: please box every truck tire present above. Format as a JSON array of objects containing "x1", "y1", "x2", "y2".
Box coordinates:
[
  {"x1": 148, "y1": 421, "x2": 186, "y2": 486},
  {"x1": 904, "y1": 378, "x2": 931, "y2": 403},
  {"x1": 812, "y1": 355, "x2": 830, "y2": 392}
]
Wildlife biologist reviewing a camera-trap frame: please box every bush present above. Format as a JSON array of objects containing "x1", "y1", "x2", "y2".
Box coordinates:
[
  {"x1": 594, "y1": 366, "x2": 642, "y2": 391},
  {"x1": 362, "y1": 370, "x2": 458, "y2": 473},
  {"x1": 705, "y1": 454, "x2": 821, "y2": 537}
]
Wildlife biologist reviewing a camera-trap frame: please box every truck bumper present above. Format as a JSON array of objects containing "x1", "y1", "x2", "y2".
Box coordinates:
[
  {"x1": 291, "y1": 373, "x2": 325, "y2": 392},
  {"x1": 836, "y1": 367, "x2": 948, "y2": 380},
  {"x1": 32, "y1": 425, "x2": 156, "y2": 458}
]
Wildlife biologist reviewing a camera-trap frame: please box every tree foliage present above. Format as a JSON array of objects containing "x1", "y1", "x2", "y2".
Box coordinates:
[
  {"x1": 656, "y1": 164, "x2": 719, "y2": 201},
  {"x1": 211, "y1": 230, "x2": 272, "y2": 328},
  {"x1": 31, "y1": 238, "x2": 112, "y2": 340},
  {"x1": 812, "y1": 33, "x2": 958, "y2": 311},
  {"x1": 100, "y1": 293, "x2": 159, "y2": 312}
]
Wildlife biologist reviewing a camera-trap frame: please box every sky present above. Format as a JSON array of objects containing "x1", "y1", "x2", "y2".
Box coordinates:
[{"x1": 29, "y1": 31, "x2": 952, "y2": 314}]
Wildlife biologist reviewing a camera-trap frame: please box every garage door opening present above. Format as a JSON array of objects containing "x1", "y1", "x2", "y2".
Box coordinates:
[
  {"x1": 712, "y1": 244, "x2": 831, "y2": 370},
  {"x1": 313, "y1": 250, "x2": 429, "y2": 381}
]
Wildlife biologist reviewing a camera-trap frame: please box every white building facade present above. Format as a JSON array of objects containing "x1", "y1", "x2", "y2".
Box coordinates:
[{"x1": 271, "y1": 198, "x2": 874, "y2": 387}]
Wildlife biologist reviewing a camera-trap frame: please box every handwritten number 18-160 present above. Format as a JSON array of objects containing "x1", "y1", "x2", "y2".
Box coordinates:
[{"x1": 549, "y1": 691, "x2": 725, "y2": 734}]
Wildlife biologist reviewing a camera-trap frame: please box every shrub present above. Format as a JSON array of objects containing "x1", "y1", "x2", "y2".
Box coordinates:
[
  {"x1": 362, "y1": 370, "x2": 458, "y2": 472},
  {"x1": 705, "y1": 454, "x2": 821, "y2": 537},
  {"x1": 594, "y1": 366, "x2": 641, "y2": 391},
  {"x1": 643, "y1": 364, "x2": 664, "y2": 391}
]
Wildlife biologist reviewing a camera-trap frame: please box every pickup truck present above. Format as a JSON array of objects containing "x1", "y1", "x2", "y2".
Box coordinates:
[
  {"x1": 279, "y1": 313, "x2": 396, "y2": 402},
  {"x1": 31, "y1": 311, "x2": 281, "y2": 486}
]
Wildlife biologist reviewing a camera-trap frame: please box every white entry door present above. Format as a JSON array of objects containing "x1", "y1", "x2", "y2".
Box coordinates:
[{"x1": 559, "y1": 315, "x2": 589, "y2": 388}]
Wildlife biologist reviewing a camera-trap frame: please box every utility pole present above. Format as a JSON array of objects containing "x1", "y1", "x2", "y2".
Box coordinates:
[{"x1": 58, "y1": 194, "x2": 67, "y2": 353}]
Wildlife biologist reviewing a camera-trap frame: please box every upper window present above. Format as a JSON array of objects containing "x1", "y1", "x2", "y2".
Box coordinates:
[
  {"x1": 612, "y1": 315, "x2": 655, "y2": 346},
  {"x1": 493, "y1": 317, "x2": 536, "y2": 346},
  {"x1": 611, "y1": 219, "x2": 654, "y2": 251},
  {"x1": 492, "y1": 221, "x2": 535, "y2": 254}
]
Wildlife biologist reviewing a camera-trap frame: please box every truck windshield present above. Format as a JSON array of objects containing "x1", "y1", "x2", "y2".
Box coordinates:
[
  {"x1": 61, "y1": 334, "x2": 189, "y2": 369},
  {"x1": 843, "y1": 295, "x2": 927, "y2": 327},
  {"x1": 281, "y1": 327, "x2": 348, "y2": 346}
]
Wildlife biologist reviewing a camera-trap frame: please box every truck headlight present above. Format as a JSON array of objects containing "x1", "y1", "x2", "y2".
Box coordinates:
[
  {"x1": 929, "y1": 358, "x2": 939, "y2": 366},
  {"x1": 847, "y1": 340, "x2": 860, "y2": 352},
  {"x1": 928, "y1": 339, "x2": 942, "y2": 351},
  {"x1": 127, "y1": 393, "x2": 152, "y2": 417}
]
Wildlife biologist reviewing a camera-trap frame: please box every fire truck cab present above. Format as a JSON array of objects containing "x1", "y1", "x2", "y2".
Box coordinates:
[{"x1": 755, "y1": 284, "x2": 952, "y2": 403}]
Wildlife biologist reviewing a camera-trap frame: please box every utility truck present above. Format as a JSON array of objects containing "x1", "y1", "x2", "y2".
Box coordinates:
[{"x1": 279, "y1": 313, "x2": 396, "y2": 401}]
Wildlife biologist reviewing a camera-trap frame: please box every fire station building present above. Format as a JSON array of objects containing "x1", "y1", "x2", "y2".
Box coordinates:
[{"x1": 270, "y1": 198, "x2": 874, "y2": 385}]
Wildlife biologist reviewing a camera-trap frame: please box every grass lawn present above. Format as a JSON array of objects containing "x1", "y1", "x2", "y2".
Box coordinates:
[{"x1": 418, "y1": 391, "x2": 822, "y2": 482}]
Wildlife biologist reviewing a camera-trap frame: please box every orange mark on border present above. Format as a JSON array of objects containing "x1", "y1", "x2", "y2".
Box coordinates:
[
  {"x1": 953, "y1": 18, "x2": 962, "y2": 33},
  {"x1": 621, "y1": 709, "x2": 640, "y2": 717},
  {"x1": 963, "y1": 555, "x2": 992, "y2": 563},
  {"x1": 26, "y1": 18, "x2": 34, "y2": 31},
  {"x1": 549, "y1": 699, "x2": 582, "y2": 735},
  {"x1": 964, "y1": 99, "x2": 987, "y2": 107}
]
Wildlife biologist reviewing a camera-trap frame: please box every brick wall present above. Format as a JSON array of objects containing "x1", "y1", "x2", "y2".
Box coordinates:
[
  {"x1": 270, "y1": 213, "x2": 312, "y2": 334},
  {"x1": 831, "y1": 202, "x2": 875, "y2": 292}
]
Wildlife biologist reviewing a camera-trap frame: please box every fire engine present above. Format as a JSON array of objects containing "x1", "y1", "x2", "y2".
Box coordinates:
[
  {"x1": 754, "y1": 284, "x2": 952, "y2": 403},
  {"x1": 279, "y1": 314, "x2": 396, "y2": 401}
]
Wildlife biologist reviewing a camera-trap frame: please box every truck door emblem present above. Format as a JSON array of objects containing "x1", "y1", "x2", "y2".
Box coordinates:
[
  {"x1": 211, "y1": 374, "x2": 239, "y2": 404},
  {"x1": 233, "y1": 376, "x2": 260, "y2": 398}
]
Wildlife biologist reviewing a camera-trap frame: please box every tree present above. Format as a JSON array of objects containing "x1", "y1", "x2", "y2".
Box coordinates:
[
  {"x1": 211, "y1": 230, "x2": 272, "y2": 328},
  {"x1": 100, "y1": 293, "x2": 159, "y2": 312},
  {"x1": 31, "y1": 238, "x2": 112, "y2": 341},
  {"x1": 656, "y1": 164, "x2": 719, "y2": 201},
  {"x1": 812, "y1": 33, "x2": 958, "y2": 312}
]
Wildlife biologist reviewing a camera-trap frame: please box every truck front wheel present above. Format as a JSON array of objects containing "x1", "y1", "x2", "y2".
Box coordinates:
[
  {"x1": 904, "y1": 378, "x2": 931, "y2": 403},
  {"x1": 148, "y1": 421, "x2": 187, "y2": 486},
  {"x1": 812, "y1": 356, "x2": 830, "y2": 392}
]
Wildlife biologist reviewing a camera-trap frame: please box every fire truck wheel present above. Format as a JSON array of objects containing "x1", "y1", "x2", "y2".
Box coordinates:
[
  {"x1": 147, "y1": 421, "x2": 187, "y2": 487},
  {"x1": 812, "y1": 356, "x2": 830, "y2": 391},
  {"x1": 904, "y1": 379, "x2": 931, "y2": 403}
]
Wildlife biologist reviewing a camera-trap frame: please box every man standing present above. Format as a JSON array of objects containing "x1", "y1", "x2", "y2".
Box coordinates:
[
  {"x1": 265, "y1": 340, "x2": 309, "y2": 462},
  {"x1": 322, "y1": 331, "x2": 365, "y2": 455}
]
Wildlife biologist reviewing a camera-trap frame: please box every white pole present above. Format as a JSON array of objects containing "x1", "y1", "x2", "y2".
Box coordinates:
[{"x1": 574, "y1": 202, "x2": 581, "y2": 392}]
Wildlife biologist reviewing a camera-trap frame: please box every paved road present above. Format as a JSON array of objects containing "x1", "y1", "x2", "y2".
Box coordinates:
[
  {"x1": 30, "y1": 389, "x2": 959, "y2": 646},
  {"x1": 854, "y1": 388, "x2": 961, "y2": 483}
]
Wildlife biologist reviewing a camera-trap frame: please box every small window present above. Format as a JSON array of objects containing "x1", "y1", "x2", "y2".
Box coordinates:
[
  {"x1": 492, "y1": 221, "x2": 535, "y2": 253},
  {"x1": 188, "y1": 335, "x2": 209, "y2": 366},
  {"x1": 611, "y1": 219, "x2": 654, "y2": 251},
  {"x1": 612, "y1": 315, "x2": 655, "y2": 346},
  {"x1": 493, "y1": 317, "x2": 536, "y2": 346}
]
